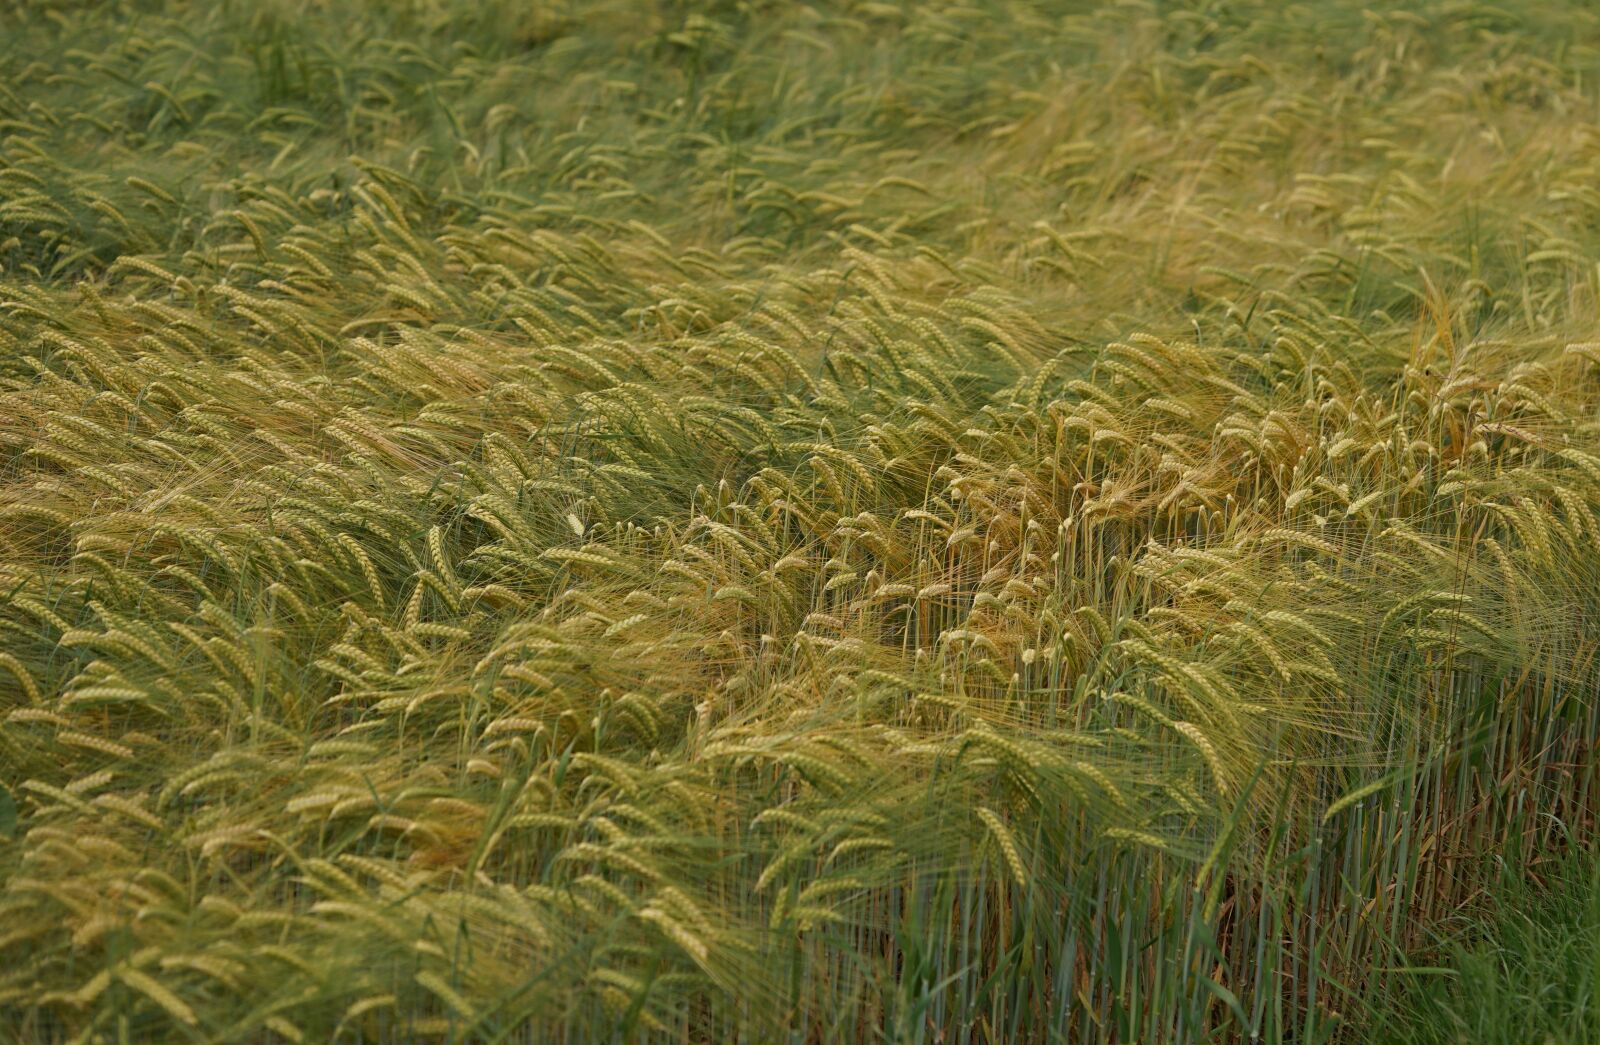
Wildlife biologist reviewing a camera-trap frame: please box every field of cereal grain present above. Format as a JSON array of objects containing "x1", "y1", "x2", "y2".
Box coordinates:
[{"x1": 4, "y1": 2, "x2": 1600, "y2": 1040}]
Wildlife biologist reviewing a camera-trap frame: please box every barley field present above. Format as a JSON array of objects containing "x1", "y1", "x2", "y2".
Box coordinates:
[{"x1": 3, "y1": 0, "x2": 1600, "y2": 1041}]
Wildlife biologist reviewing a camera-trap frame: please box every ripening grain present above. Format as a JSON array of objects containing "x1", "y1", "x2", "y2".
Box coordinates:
[{"x1": 2, "y1": 1, "x2": 1600, "y2": 1041}]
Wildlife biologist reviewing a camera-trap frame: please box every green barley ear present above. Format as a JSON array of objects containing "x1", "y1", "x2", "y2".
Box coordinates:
[
  {"x1": 1322, "y1": 771, "x2": 1404, "y2": 826},
  {"x1": 976, "y1": 807, "x2": 1027, "y2": 889}
]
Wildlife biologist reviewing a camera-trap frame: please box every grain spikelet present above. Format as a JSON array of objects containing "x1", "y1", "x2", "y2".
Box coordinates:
[{"x1": 976, "y1": 807, "x2": 1027, "y2": 887}]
